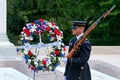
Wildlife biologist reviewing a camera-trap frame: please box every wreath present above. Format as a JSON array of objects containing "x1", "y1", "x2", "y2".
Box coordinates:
[{"x1": 16, "y1": 18, "x2": 66, "y2": 72}]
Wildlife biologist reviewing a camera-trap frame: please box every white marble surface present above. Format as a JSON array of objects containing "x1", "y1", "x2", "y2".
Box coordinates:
[
  {"x1": 91, "y1": 69, "x2": 119, "y2": 80},
  {"x1": 90, "y1": 55, "x2": 120, "y2": 68},
  {"x1": 0, "y1": 68, "x2": 32, "y2": 80},
  {"x1": 56, "y1": 67, "x2": 119, "y2": 80},
  {"x1": 0, "y1": 0, "x2": 6, "y2": 34},
  {"x1": 0, "y1": 67, "x2": 119, "y2": 80}
]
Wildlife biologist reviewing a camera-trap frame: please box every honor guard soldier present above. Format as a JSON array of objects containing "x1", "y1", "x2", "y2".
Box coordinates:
[{"x1": 62, "y1": 20, "x2": 92, "y2": 80}]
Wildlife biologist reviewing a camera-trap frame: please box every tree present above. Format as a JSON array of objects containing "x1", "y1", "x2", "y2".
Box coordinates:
[{"x1": 7, "y1": 0, "x2": 120, "y2": 45}]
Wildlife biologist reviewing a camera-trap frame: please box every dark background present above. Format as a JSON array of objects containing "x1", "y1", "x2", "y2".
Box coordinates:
[{"x1": 7, "y1": 0, "x2": 120, "y2": 45}]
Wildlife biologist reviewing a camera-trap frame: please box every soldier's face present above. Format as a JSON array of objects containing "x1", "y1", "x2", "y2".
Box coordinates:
[{"x1": 72, "y1": 27, "x2": 84, "y2": 36}]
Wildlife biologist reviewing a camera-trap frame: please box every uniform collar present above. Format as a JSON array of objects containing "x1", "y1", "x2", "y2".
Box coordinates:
[{"x1": 76, "y1": 33, "x2": 83, "y2": 40}]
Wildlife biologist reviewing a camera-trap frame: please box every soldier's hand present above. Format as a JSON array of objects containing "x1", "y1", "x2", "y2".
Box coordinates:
[{"x1": 63, "y1": 76, "x2": 66, "y2": 80}]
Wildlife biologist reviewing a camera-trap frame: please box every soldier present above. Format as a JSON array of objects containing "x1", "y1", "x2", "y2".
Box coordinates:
[{"x1": 62, "y1": 21, "x2": 91, "y2": 80}]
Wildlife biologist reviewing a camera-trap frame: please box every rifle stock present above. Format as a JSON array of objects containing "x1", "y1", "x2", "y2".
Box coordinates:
[{"x1": 66, "y1": 5, "x2": 116, "y2": 58}]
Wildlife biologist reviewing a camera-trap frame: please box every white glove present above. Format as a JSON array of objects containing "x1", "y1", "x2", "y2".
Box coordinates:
[
  {"x1": 64, "y1": 76, "x2": 66, "y2": 80},
  {"x1": 61, "y1": 57, "x2": 67, "y2": 64}
]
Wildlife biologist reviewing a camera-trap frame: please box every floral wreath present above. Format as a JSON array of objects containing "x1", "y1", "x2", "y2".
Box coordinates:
[{"x1": 16, "y1": 18, "x2": 66, "y2": 72}]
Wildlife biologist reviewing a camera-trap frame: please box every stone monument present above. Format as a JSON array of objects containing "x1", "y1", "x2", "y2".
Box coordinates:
[{"x1": 0, "y1": 0, "x2": 17, "y2": 59}]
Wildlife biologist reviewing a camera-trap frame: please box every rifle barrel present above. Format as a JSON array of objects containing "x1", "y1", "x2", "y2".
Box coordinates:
[
  {"x1": 103, "y1": 5, "x2": 116, "y2": 18},
  {"x1": 66, "y1": 5, "x2": 116, "y2": 58}
]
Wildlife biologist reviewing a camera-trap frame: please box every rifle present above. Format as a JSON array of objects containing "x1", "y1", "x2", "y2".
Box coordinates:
[{"x1": 66, "y1": 5, "x2": 116, "y2": 58}]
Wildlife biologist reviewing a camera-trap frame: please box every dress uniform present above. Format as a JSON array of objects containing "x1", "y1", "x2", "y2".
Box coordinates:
[{"x1": 64, "y1": 21, "x2": 91, "y2": 80}]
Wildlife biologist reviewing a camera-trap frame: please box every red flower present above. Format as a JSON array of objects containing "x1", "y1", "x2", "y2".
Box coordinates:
[
  {"x1": 53, "y1": 28, "x2": 62, "y2": 36},
  {"x1": 34, "y1": 30, "x2": 39, "y2": 34},
  {"x1": 46, "y1": 27, "x2": 51, "y2": 32},
  {"x1": 31, "y1": 22, "x2": 34, "y2": 25},
  {"x1": 28, "y1": 50, "x2": 33, "y2": 56},
  {"x1": 63, "y1": 46, "x2": 66, "y2": 51},
  {"x1": 52, "y1": 22, "x2": 55, "y2": 26},
  {"x1": 42, "y1": 59, "x2": 46, "y2": 66},
  {"x1": 51, "y1": 34, "x2": 56, "y2": 37},
  {"x1": 23, "y1": 28, "x2": 30, "y2": 36},
  {"x1": 31, "y1": 66, "x2": 35, "y2": 70},
  {"x1": 55, "y1": 49, "x2": 60, "y2": 55},
  {"x1": 39, "y1": 18, "x2": 44, "y2": 22}
]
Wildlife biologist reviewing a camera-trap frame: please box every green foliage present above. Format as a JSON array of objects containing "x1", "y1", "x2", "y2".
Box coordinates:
[{"x1": 7, "y1": 0, "x2": 120, "y2": 45}]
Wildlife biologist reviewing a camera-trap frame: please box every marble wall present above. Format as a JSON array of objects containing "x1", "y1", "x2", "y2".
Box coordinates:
[{"x1": 0, "y1": 0, "x2": 17, "y2": 59}]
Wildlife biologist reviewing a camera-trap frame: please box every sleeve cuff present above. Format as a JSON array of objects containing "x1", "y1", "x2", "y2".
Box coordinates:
[{"x1": 67, "y1": 58, "x2": 72, "y2": 65}]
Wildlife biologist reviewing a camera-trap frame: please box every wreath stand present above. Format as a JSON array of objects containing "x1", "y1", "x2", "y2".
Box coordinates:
[
  {"x1": 16, "y1": 19, "x2": 65, "y2": 80},
  {"x1": 31, "y1": 33, "x2": 59, "y2": 80},
  {"x1": 32, "y1": 70, "x2": 58, "y2": 80}
]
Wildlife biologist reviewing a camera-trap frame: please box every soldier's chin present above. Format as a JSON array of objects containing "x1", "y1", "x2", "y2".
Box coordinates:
[{"x1": 72, "y1": 33, "x2": 76, "y2": 36}]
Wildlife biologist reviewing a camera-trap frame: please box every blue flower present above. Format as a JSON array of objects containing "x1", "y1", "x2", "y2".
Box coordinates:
[
  {"x1": 43, "y1": 21, "x2": 47, "y2": 25},
  {"x1": 55, "y1": 63, "x2": 58, "y2": 67},
  {"x1": 51, "y1": 68, "x2": 55, "y2": 71},
  {"x1": 37, "y1": 66, "x2": 43, "y2": 70},
  {"x1": 36, "y1": 27, "x2": 40, "y2": 31},
  {"x1": 16, "y1": 48, "x2": 19, "y2": 52},
  {"x1": 24, "y1": 55, "x2": 28, "y2": 63},
  {"x1": 22, "y1": 39, "x2": 27, "y2": 44},
  {"x1": 34, "y1": 20, "x2": 41, "y2": 25},
  {"x1": 48, "y1": 36, "x2": 51, "y2": 40},
  {"x1": 59, "y1": 53, "x2": 64, "y2": 57},
  {"x1": 30, "y1": 32, "x2": 33, "y2": 36}
]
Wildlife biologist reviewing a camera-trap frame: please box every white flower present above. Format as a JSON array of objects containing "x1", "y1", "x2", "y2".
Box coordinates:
[
  {"x1": 34, "y1": 61, "x2": 38, "y2": 67},
  {"x1": 26, "y1": 23, "x2": 31, "y2": 27},
  {"x1": 31, "y1": 24, "x2": 37, "y2": 31},
  {"x1": 49, "y1": 66, "x2": 52, "y2": 70},
  {"x1": 61, "y1": 43, "x2": 65, "y2": 46},
  {"x1": 47, "y1": 22, "x2": 52, "y2": 28},
  {"x1": 25, "y1": 36, "x2": 29, "y2": 40},
  {"x1": 58, "y1": 57, "x2": 60, "y2": 61},
  {"x1": 21, "y1": 31, "x2": 24, "y2": 34},
  {"x1": 49, "y1": 30, "x2": 53, "y2": 34},
  {"x1": 29, "y1": 36, "x2": 33, "y2": 40},
  {"x1": 57, "y1": 45, "x2": 61, "y2": 50},
  {"x1": 24, "y1": 49, "x2": 28, "y2": 55},
  {"x1": 23, "y1": 33, "x2": 27, "y2": 37},
  {"x1": 30, "y1": 28, "x2": 34, "y2": 32},
  {"x1": 20, "y1": 38, "x2": 24, "y2": 40},
  {"x1": 56, "y1": 35, "x2": 62, "y2": 41},
  {"x1": 23, "y1": 27, "x2": 26, "y2": 30},
  {"x1": 55, "y1": 26, "x2": 59, "y2": 29},
  {"x1": 50, "y1": 37, "x2": 54, "y2": 41},
  {"x1": 46, "y1": 58, "x2": 51, "y2": 66},
  {"x1": 28, "y1": 59, "x2": 31, "y2": 64},
  {"x1": 61, "y1": 50, "x2": 65, "y2": 54}
]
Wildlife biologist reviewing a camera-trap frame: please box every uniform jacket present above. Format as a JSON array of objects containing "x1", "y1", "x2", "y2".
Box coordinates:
[{"x1": 64, "y1": 37, "x2": 91, "y2": 80}]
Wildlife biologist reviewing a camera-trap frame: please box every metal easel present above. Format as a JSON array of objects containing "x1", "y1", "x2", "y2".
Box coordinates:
[{"x1": 32, "y1": 33, "x2": 59, "y2": 80}]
